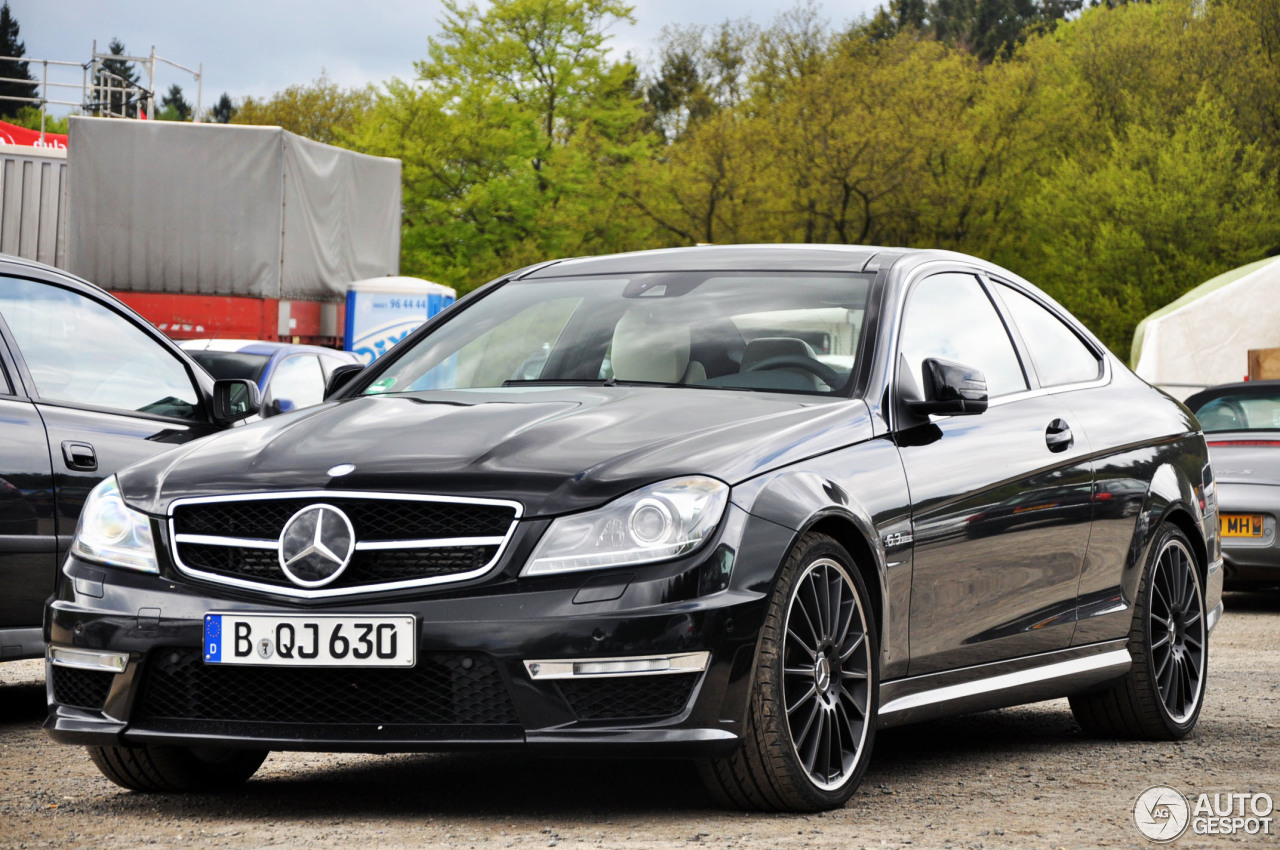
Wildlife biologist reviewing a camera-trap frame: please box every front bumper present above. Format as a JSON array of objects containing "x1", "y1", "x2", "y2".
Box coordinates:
[{"x1": 44, "y1": 504, "x2": 793, "y2": 757}]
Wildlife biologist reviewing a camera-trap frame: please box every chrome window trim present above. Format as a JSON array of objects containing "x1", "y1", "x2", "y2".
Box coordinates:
[
  {"x1": 167, "y1": 490, "x2": 523, "y2": 599},
  {"x1": 884, "y1": 260, "x2": 1114, "y2": 429}
]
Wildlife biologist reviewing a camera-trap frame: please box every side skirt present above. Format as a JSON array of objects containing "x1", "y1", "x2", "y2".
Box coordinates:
[{"x1": 877, "y1": 641, "x2": 1130, "y2": 728}]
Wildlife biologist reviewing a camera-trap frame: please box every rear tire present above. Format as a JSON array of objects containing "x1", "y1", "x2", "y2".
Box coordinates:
[
  {"x1": 87, "y1": 744, "x2": 268, "y2": 792},
  {"x1": 699, "y1": 533, "x2": 877, "y2": 811},
  {"x1": 1069, "y1": 523, "x2": 1207, "y2": 739}
]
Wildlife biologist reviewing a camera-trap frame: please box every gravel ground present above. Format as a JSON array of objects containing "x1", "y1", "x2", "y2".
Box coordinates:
[{"x1": 2, "y1": 591, "x2": 1276, "y2": 849}]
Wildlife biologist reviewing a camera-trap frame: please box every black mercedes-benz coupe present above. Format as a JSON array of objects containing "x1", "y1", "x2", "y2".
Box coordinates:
[{"x1": 45, "y1": 245, "x2": 1222, "y2": 811}]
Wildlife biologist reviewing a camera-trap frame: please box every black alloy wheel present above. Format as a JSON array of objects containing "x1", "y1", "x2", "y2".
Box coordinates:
[
  {"x1": 1070, "y1": 523, "x2": 1207, "y2": 739},
  {"x1": 700, "y1": 533, "x2": 877, "y2": 811}
]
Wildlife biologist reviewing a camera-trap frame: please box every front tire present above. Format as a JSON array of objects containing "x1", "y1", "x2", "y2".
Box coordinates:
[
  {"x1": 1069, "y1": 523, "x2": 1207, "y2": 739},
  {"x1": 699, "y1": 533, "x2": 877, "y2": 811},
  {"x1": 87, "y1": 744, "x2": 268, "y2": 792}
]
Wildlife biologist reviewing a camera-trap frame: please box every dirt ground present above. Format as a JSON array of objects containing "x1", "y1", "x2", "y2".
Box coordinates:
[{"x1": 2, "y1": 591, "x2": 1276, "y2": 849}]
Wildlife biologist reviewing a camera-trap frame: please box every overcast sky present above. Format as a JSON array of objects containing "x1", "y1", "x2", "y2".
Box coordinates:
[{"x1": 14, "y1": 1, "x2": 882, "y2": 115}]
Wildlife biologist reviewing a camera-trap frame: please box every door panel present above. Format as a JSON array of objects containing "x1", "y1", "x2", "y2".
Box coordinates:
[
  {"x1": 0, "y1": 397, "x2": 56, "y2": 629},
  {"x1": 900, "y1": 396, "x2": 1093, "y2": 674},
  {"x1": 37, "y1": 405, "x2": 215, "y2": 558},
  {"x1": 893, "y1": 270, "x2": 1091, "y2": 675}
]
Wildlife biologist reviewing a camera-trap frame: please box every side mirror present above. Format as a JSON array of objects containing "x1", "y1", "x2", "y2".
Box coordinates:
[
  {"x1": 325, "y1": 364, "x2": 365, "y2": 398},
  {"x1": 907, "y1": 358, "x2": 988, "y2": 416},
  {"x1": 211, "y1": 378, "x2": 261, "y2": 425}
]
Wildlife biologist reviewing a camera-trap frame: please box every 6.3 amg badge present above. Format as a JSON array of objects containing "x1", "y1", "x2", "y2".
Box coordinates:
[{"x1": 278, "y1": 504, "x2": 356, "y2": 587}]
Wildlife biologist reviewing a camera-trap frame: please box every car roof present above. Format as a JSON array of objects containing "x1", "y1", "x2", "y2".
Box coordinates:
[
  {"x1": 1184, "y1": 380, "x2": 1280, "y2": 409},
  {"x1": 517, "y1": 244, "x2": 911, "y2": 278}
]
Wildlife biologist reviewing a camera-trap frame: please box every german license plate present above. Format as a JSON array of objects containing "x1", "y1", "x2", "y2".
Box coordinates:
[
  {"x1": 1220, "y1": 514, "x2": 1264, "y2": 538},
  {"x1": 203, "y1": 613, "x2": 415, "y2": 667}
]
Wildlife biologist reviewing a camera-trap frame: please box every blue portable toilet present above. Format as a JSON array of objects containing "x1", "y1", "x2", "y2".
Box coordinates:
[{"x1": 344, "y1": 276, "x2": 456, "y2": 365}]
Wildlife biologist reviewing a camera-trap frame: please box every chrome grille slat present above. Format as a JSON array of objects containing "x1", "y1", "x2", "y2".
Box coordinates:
[{"x1": 168, "y1": 491, "x2": 521, "y2": 598}]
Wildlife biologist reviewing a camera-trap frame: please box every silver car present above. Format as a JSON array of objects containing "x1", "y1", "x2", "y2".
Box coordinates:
[{"x1": 1186, "y1": 381, "x2": 1280, "y2": 588}]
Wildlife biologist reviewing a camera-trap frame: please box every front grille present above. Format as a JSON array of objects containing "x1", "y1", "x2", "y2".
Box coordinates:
[
  {"x1": 175, "y1": 544, "x2": 502, "y2": 589},
  {"x1": 137, "y1": 647, "x2": 518, "y2": 726},
  {"x1": 558, "y1": 673, "x2": 699, "y2": 721},
  {"x1": 169, "y1": 493, "x2": 519, "y2": 596},
  {"x1": 173, "y1": 498, "x2": 515, "y2": 541},
  {"x1": 51, "y1": 666, "x2": 115, "y2": 710}
]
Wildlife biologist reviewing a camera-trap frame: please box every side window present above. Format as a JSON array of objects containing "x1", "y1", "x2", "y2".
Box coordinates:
[
  {"x1": 899, "y1": 273, "x2": 1027, "y2": 398},
  {"x1": 265, "y1": 355, "x2": 325, "y2": 413},
  {"x1": 0, "y1": 277, "x2": 201, "y2": 420},
  {"x1": 997, "y1": 284, "x2": 1102, "y2": 387}
]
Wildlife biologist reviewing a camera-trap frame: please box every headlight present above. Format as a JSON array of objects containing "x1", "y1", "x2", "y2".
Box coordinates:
[
  {"x1": 71, "y1": 476, "x2": 159, "y2": 573},
  {"x1": 523, "y1": 476, "x2": 729, "y2": 576}
]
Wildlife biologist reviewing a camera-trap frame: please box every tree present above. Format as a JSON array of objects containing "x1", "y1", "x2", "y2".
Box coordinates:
[
  {"x1": 0, "y1": 2, "x2": 38, "y2": 120},
  {"x1": 158, "y1": 83, "x2": 191, "y2": 121},
  {"x1": 208, "y1": 92, "x2": 236, "y2": 124},
  {"x1": 94, "y1": 38, "x2": 142, "y2": 117},
  {"x1": 231, "y1": 75, "x2": 373, "y2": 144},
  {"x1": 1009, "y1": 95, "x2": 1280, "y2": 354},
  {"x1": 351, "y1": 0, "x2": 651, "y2": 290}
]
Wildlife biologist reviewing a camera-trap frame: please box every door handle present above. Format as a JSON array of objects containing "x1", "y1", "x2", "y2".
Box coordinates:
[
  {"x1": 1045, "y1": 419, "x2": 1073, "y2": 453},
  {"x1": 61, "y1": 441, "x2": 98, "y2": 471}
]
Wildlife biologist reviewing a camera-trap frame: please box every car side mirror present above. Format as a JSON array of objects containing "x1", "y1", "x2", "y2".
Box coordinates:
[
  {"x1": 325, "y1": 364, "x2": 365, "y2": 398},
  {"x1": 907, "y1": 358, "x2": 988, "y2": 416},
  {"x1": 212, "y1": 378, "x2": 261, "y2": 425}
]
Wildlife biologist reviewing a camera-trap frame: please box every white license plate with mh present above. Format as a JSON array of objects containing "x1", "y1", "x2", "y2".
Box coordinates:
[{"x1": 203, "y1": 613, "x2": 416, "y2": 667}]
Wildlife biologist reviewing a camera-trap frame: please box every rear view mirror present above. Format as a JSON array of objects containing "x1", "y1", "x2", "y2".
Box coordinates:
[
  {"x1": 325, "y1": 364, "x2": 365, "y2": 398},
  {"x1": 212, "y1": 379, "x2": 261, "y2": 424},
  {"x1": 907, "y1": 358, "x2": 988, "y2": 416}
]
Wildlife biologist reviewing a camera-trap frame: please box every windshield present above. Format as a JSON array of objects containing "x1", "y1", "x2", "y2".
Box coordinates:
[
  {"x1": 1191, "y1": 390, "x2": 1280, "y2": 432},
  {"x1": 363, "y1": 273, "x2": 872, "y2": 397}
]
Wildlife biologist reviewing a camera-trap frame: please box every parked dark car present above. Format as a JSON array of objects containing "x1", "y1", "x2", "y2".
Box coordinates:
[
  {"x1": 45, "y1": 245, "x2": 1222, "y2": 811},
  {"x1": 179, "y1": 339, "x2": 361, "y2": 416},
  {"x1": 1185, "y1": 380, "x2": 1280, "y2": 588},
  {"x1": 0, "y1": 256, "x2": 255, "y2": 663}
]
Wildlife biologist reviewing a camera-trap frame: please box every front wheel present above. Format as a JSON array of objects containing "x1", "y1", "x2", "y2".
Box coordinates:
[
  {"x1": 699, "y1": 533, "x2": 877, "y2": 811},
  {"x1": 1069, "y1": 523, "x2": 1207, "y2": 739},
  {"x1": 88, "y1": 744, "x2": 268, "y2": 792}
]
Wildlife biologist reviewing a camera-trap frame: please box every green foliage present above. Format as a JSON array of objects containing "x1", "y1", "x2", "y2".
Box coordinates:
[
  {"x1": 158, "y1": 84, "x2": 192, "y2": 121},
  {"x1": 94, "y1": 38, "x2": 142, "y2": 118},
  {"x1": 231, "y1": 75, "x2": 373, "y2": 144},
  {"x1": 239, "y1": 0, "x2": 1280, "y2": 357},
  {"x1": 208, "y1": 92, "x2": 236, "y2": 124},
  {"x1": 6, "y1": 105, "x2": 68, "y2": 134},
  {"x1": 350, "y1": 0, "x2": 650, "y2": 290},
  {"x1": 0, "y1": 1, "x2": 37, "y2": 119},
  {"x1": 1007, "y1": 94, "x2": 1279, "y2": 353}
]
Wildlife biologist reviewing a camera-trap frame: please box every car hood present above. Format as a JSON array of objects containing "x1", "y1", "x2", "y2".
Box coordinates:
[
  {"x1": 1206, "y1": 433, "x2": 1280, "y2": 486},
  {"x1": 118, "y1": 387, "x2": 875, "y2": 517}
]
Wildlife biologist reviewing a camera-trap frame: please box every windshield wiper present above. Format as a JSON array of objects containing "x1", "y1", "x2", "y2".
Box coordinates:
[
  {"x1": 502, "y1": 379, "x2": 614, "y2": 387},
  {"x1": 501, "y1": 378, "x2": 688, "y2": 389}
]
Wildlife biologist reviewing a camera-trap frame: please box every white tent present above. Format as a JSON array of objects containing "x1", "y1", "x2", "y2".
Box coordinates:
[{"x1": 1132, "y1": 256, "x2": 1280, "y2": 398}]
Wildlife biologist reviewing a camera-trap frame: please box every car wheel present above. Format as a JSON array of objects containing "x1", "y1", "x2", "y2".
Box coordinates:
[
  {"x1": 699, "y1": 532, "x2": 877, "y2": 811},
  {"x1": 87, "y1": 744, "x2": 268, "y2": 792},
  {"x1": 1069, "y1": 524, "x2": 1207, "y2": 739}
]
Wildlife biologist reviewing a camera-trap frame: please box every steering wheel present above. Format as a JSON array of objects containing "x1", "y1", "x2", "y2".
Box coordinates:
[{"x1": 742, "y1": 355, "x2": 842, "y2": 388}]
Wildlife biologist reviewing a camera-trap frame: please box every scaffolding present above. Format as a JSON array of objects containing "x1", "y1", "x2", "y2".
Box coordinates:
[{"x1": 0, "y1": 42, "x2": 203, "y2": 142}]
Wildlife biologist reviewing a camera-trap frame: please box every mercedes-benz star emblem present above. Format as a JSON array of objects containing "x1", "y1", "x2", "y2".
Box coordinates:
[{"x1": 278, "y1": 504, "x2": 356, "y2": 588}]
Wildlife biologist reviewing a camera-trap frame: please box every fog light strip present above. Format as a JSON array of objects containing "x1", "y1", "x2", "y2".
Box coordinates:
[
  {"x1": 524, "y1": 651, "x2": 710, "y2": 680},
  {"x1": 48, "y1": 646, "x2": 128, "y2": 673}
]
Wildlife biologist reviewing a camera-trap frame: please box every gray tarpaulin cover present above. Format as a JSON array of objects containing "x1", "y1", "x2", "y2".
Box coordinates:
[{"x1": 67, "y1": 117, "x2": 400, "y2": 300}]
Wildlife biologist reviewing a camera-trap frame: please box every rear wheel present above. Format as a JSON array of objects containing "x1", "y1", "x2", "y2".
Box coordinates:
[
  {"x1": 699, "y1": 533, "x2": 877, "y2": 811},
  {"x1": 1069, "y1": 524, "x2": 1206, "y2": 739},
  {"x1": 87, "y1": 744, "x2": 268, "y2": 792}
]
